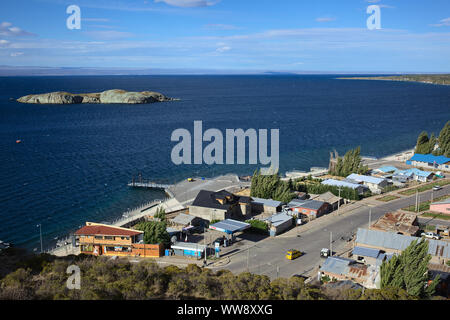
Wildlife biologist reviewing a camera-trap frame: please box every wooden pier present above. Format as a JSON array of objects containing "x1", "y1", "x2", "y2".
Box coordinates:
[{"x1": 128, "y1": 175, "x2": 172, "y2": 189}]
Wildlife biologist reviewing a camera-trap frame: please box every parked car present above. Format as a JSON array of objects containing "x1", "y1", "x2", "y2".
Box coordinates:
[
  {"x1": 421, "y1": 232, "x2": 441, "y2": 240},
  {"x1": 286, "y1": 249, "x2": 302, "y2": 260},
  {"x1": 320, "y1": 248, "x2": 331, "y2": 258},
  {"x1": 432, "y1": 186, "x2": 442, "y2": 191}
]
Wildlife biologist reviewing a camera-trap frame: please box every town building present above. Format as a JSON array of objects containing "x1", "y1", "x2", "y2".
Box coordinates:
[
  {"x1": 430, "y1": 198, "x2": 450, "y2": 215},
  {"x1": 251, "y1": 197, "x2": 282, "y2": 215},
  {"x1": 286, "y1": 199, "x2": 330, "y2": 220},
  {"x1": 407, "y1": 153, "x2": 450, "y2": 172},
  {"x1": 75, "y1": 222, "x2": 164, "y2": 258},
  {"x1": 319, "y1": 256, "x2": 380, "y2": 289},
  {"x1": 321, "y1": 179, "x2": 368, "y2": 195},
  {"x1": 171, "y1": 242, "x2": 206, "y2": 259},
  {"x1": 370, "y1": 211, "x2": 420, "y2": 236},
  {"x1": 355, "y1": 228, "x2": 450, "y2": 265},
  {"x1": 189, "y1": 190, "x2": 252, "y2": 221},
  {"x1": 396, "y1": 168, "x2": 434, "y2": 182},
  {"x1": 263, "y1": 212, "x2": 294, "y2": 236},
  {"x1": 346, "y1": 173, "x2": 388, "y2": 194},
  {"x1": 310, "y1": 191, "x2": 344, "y2": 211}
]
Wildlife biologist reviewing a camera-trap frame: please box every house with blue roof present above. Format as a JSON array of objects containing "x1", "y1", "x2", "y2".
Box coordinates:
[
  {"x1": 407, "y1": 153, "x2": 450, "y2": 172},
  {"x1": 396, "y1": 168, "x2": 434, "y2": 182}
]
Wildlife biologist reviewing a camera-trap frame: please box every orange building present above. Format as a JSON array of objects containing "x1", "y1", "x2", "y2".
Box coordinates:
[{"x1": 75, "y1": 222, "x2": 164, "y2": 258}]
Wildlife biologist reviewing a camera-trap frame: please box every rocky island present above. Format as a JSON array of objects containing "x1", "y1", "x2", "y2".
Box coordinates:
[{"x1": 17, "y1": 89, "x2": 176, "y2": 104}]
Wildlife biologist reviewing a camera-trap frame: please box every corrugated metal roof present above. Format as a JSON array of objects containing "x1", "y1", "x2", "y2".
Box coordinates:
[
  {"x1": 320, "y1": 256, "x2": 354, "y2": 275},
  {"x1": 264, "y1": 212, "x2": 293, "y2": 227},
  {"x1": 172, "y1": 213, "x2": 197, "y2": 225},
  {"x1": 287, "y1": 199, "x2": 326, "y2": 210},
  {"x1": 209, "y1": 219, "x2": 250, "y2": 233},
  {"x1": 409, "y1": 153, "x2": 450, "y2": 165},
  {"x1": 356, "y1": 228, "x2": 450, "y2": 259},
  {"x1": 352, "y1": 246, "x2": 382, "y2": 258},
  {"x1": 322, "y1": 179, "x2": 367, "y2": 190},
  {"x1": 251, "y1": 197, "x2": 282, "y2": 207},
  {"x1": 171, "y1": 242, "x2": 206, "y2": 252},
  {"x1": 347, "y1": 173, "x2": 386, "y2": 185},
  {"x1": 397, "y1": 168, "x2": 434, "y2": 178},
  {"x1": 376, "y1": 166, "x2": 399, "y2": 173},
  {"x1": 75, "y1": 225, "x2": 143, "y2": 237}
]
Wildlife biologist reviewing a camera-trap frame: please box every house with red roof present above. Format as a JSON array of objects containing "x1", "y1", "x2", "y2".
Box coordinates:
[{"x1": 75, "y1": 222, "x2": 163, "y2": 258}]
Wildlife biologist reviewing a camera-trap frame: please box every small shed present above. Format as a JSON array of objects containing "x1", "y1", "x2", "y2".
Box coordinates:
[
  {"x1": 251, "y1": 197, "x2": 283, "y2": 215},
  {"x1": 264, "y1": 212, "x2": 293, "y2": 236},
  {"x1": 171, "y1": 242, "x2": 206, "y2": 259}
]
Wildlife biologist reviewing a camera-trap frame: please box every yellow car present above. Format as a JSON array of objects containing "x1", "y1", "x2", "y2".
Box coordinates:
[
  {"x1": 286, "y1": 249, "x2": 302, "y2": 260},
  {"x1": 187, "y1": 178, "x2": 194, "y2": 182}
]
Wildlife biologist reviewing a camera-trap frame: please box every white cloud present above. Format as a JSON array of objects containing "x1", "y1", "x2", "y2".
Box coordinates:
[
  {"x1": 154, "y1": 0, "x2": 220, "y2": 7},
  {"x1": 0, "y1": 21, "x2": 36, "y2": 37},
  {"x1": 316, "y1": 17, "x2": 336, "y2": 23},
  {"x1": 84, "y1": 30, "x2": 135, "y2": 40},
  {"x1": 10, "y1": 52, "x2": 24, "y2": 57},
  {"x1": 205, "y1": 24, "x2": 240, "y2": 30},
  {"x1": 431, "y1": 17, "x2": 450, "y2": 27},
  {"x1": 0, "y1": 39, "x2": 10, "y2": 47},
  {"x1": 216, "y1": 45, "x2": 231, "y2": 53}
]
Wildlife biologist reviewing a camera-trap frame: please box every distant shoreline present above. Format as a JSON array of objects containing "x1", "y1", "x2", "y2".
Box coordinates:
[{"x1": 337, "y1": 75, "x2": 450, "y2": 86}]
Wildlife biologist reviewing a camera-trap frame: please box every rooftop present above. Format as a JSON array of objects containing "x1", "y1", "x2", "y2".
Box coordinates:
[
  {"x1": 171, "y1": 242, "x2": 206, "y2": 252},
  {"x1": 409, "y1": 153, "x2": 450, "y2": 165},
  {"x1": 370, "y1": 211, "x2": 419, "y2": 235},
  {"x1": 172, "y1": 213, "x2": 198, "y2": 226},
  {"x1": 287, "y1": 199, "x2": 327, "y2": 210},
  {"x1": 346, "y1": 173, "x2": 387, "y2": 185},
  {"x1": 311, "y1": 191, "x2": 342, "y2": 204},
  {"x1": 264, "y1": 212, "x2": 293, "y2": 227},
  {"x1": 322, "y1": 179, "x2": 368, "y2": 190},
  {"x1": 75, "y1": 224, "x2": 143, "y2": 237},
  {"x1": 251, "y1": 197, "x2": 283, "y2": 207},
  {"x1": 209, "y1": 219, "x2": 251, "y2": 234},
  {"x1": 356, "y1": 228, "x2": 450, "y2": 259}
]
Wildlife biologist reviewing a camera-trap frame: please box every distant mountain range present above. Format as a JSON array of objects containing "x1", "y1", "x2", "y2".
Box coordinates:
[{"x1": 1, "y1": 66, "x2": 447, "y2": 77}]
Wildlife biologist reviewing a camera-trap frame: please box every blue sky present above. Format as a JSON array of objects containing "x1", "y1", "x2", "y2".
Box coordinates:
[{"x1": 0, "y1": 0, "x2": 449, "y2": 72}]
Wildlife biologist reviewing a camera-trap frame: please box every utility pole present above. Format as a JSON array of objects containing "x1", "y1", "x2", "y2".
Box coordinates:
[
  {"x1": 338, "y1": 187, "x2": 341, "y2": 214},
  {"x1": 369, "y1": 208, "x2": 372, "y2": 228},
  {"x1": 415, "y1": 190, "x2": 418, "y2": 212},
  {"x1": 417, "y1": 195, "x2": 420, "y2": 214},
  {"x1": 330, "y1": 231, "x2": 333, "y2": 256},
  {"x1": 204, "y1": 227, "x2": 207, "y2": 265},
  {"x1": 276, "y1": 266, "x2": 279, "y2": 278},
  {"x1": 247, "y1": 247, "x2": 250, "y2": 272}
]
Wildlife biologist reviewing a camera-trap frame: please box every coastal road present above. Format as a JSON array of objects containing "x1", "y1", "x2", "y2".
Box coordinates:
[{"x1": 213, "y1": 185, "x2": 450, "y2": 280}]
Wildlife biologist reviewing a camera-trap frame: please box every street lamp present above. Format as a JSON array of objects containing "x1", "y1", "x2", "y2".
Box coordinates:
[{"x1": 37, "y1": 224, "x2": 43, "y2": 253}]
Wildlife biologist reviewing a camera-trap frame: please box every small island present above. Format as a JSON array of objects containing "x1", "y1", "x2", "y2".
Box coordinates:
[
  {"x1": 17, "y1": 89, "x2": 176, "y2": 105},
  {"x1": 338, "y1": 74, "x2": 450, "y2": 86}
]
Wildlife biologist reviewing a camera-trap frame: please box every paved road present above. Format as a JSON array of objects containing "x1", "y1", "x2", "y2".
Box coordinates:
[{"x1": 213, "y1": 185, "x2": 450, "y2": 280}]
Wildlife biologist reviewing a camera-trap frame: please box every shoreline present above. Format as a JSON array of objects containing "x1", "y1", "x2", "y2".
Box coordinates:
[
  {"x1": 47, "y1": 146, "x2": 417, "y2": 254},
  {"x1": 337, "y1": 76, "x2": 450, "y2": 86}
]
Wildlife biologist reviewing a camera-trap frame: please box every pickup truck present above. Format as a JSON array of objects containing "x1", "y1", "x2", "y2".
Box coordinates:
[{"x1": 421, "y1": 232, "x2": 441, "y2": 240}]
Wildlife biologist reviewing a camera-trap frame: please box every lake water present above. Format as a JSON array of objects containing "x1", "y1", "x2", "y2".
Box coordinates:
[{"x1": 0, "y1": 75, "x2": 449, "y2": 250}]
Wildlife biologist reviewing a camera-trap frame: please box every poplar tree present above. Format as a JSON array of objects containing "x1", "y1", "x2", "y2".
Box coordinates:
[{"x1": 380, "y1": 239, "x2": 439, "y2": 298}]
